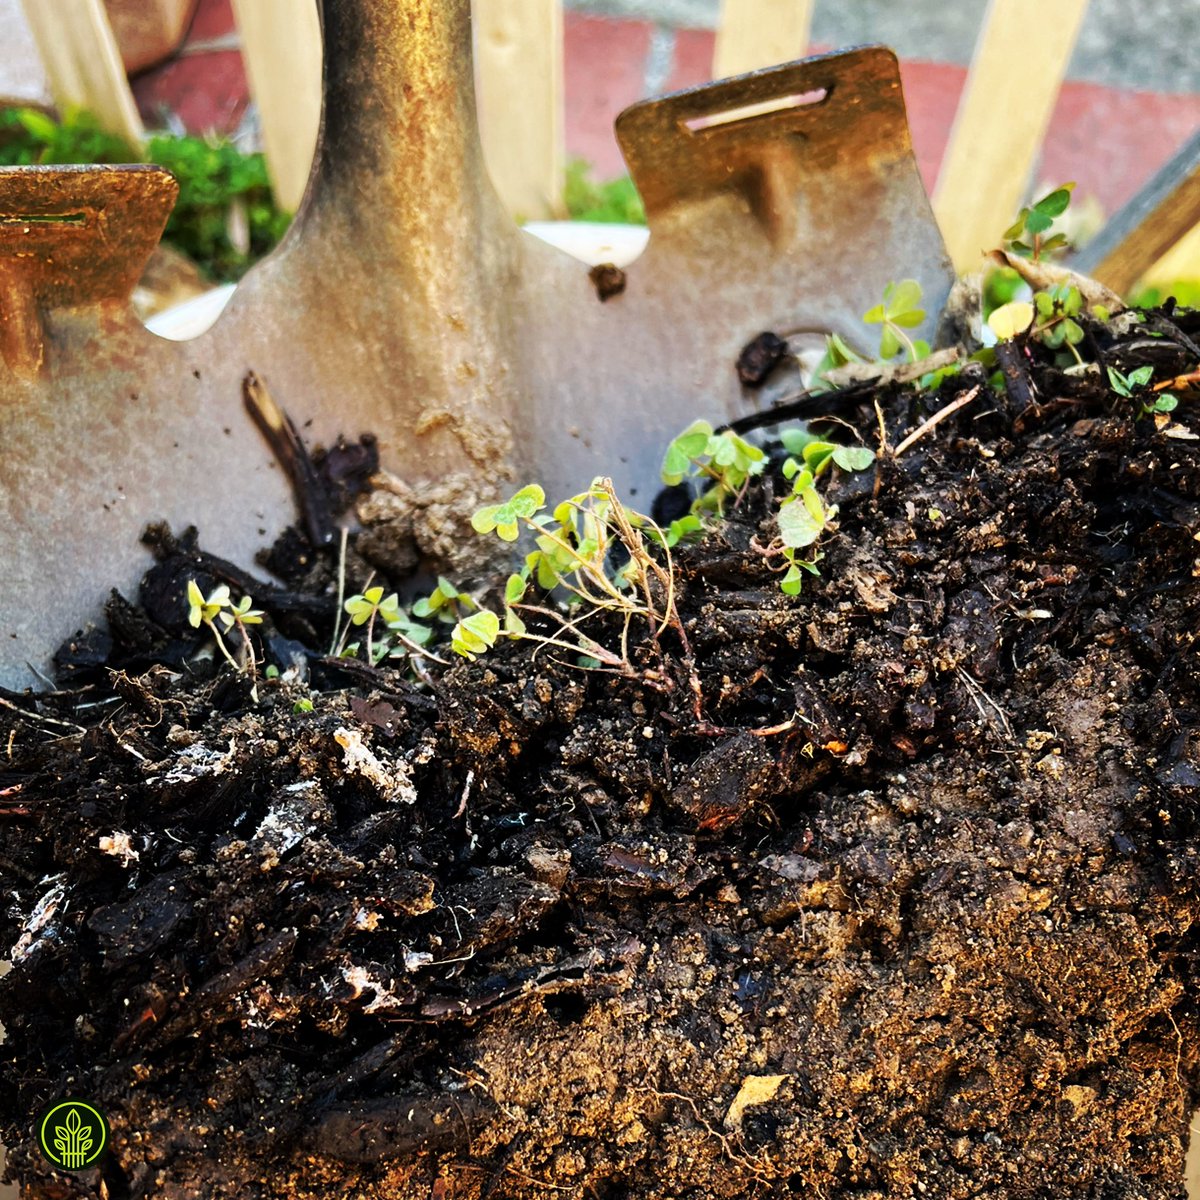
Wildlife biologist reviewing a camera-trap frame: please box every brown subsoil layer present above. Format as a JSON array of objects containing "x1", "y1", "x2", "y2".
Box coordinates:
[{"x1": 3, "y1": 312, "x2": 1200, "y2": 1198}]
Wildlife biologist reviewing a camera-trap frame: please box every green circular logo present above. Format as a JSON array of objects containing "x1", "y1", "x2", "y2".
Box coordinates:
[{"x1": 36, "y1": 1100, "x2": 109, "y2": 1171}]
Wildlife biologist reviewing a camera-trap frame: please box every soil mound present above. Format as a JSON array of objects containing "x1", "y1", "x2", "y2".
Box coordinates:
[{"x1": 3, "y1": 310, "x2": 1200, "y2": 1198}]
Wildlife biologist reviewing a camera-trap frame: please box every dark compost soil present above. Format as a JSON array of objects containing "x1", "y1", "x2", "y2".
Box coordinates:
[{"x1": 4, "y1": 309, "x2": 1200, "y2": 1199}]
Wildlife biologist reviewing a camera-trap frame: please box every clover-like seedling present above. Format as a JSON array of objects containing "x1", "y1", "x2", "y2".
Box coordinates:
[
  {"x1": 344, "y1": 586, "x2": 402, "y2": 664},
  {"x1": 1107, "y1": 364, "x2": 1178, "y2": 418},
  {"x1": 863, "y1": 279, "x2": 927, "y2": 364},
  {"x1": 780, "y1": 428, "x2": 875, "y2": 478},
  {"x1": 645, "y1": 513, "x2": 705, "y2": 549},
  {"x1": 412, "y1": 577, "x2": 476, "y2": 624},
  {"x1": 218, "y1": 594, "x2": 264, "y2": 631},
  {"x1": 451, "y1": 609, "x2": 501, "y2": 661},
  {"x1": 1004, "y1": 183, "x2": 1075, "y2": 262},
  {"x1": 1031, "y1": 283, "x2": 1086, "y2": 363},
  {"x1": 471, "y1": 485, "x2": 546, "y2": 542},
  {"x1": 459, "y1": 478, "x2": 684, "y2": 673},
  {"x1": 661, "y1": 420, "x2": 766, "y2": 513},
  {"x1": 187, "y1": 580, "x2": 231, "y2": 629},
  {"x1": 186, "y1": 579, "x2": 262, "y2": 691}
]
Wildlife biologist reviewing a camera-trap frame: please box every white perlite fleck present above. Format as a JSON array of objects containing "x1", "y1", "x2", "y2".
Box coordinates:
[
  {"x1": 334, "y1": 727, "x2": 417, "y2": 804},
  {"x1": 342, "y1": 964, "x2": 405, "y2": 1014},
  {"x1": 9, "y1": 875, "x2": 67, "y2": 963},
  {"x1": 98, "y1": 831, "x2": 140, "y2": 867}
]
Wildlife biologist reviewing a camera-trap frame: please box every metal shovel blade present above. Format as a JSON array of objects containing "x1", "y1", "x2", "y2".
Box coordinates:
[{"x1": 0, "y1": 0, "x2": 952, "y2": 687}]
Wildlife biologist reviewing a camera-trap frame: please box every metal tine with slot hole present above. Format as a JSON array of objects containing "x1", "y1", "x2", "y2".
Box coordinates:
[{"x1": 0, "y1": 0, "x2": 953, "y2": 687}]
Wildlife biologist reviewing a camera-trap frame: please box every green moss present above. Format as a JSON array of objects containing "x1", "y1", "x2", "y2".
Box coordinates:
[
  {"x1": 0, "y1": 107, "x2": 290, "y2": 282},
  {"x1": 563, "y1": 158, "x2": 646, "y2": 225}
]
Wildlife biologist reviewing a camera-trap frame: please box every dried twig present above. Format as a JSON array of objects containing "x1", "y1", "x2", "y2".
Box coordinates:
[
  {"x1": 0, "y1": 693, "x2": 84, "y2": 734},
  {"x1": 893, "y1": 386, "x2": 981, "y2": 458}
]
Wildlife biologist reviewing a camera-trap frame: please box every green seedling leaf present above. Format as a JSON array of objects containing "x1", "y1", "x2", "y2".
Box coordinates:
[
  {"x1": 505, "y1": 573, "x2": 527, "y2": 605},
  {"x1": 801, "y1": 441, "x2": 836, "y2": 475},
  {"x1": 800, "y1": 485, "x2": 827, "y2": 525},
  {"x1": 831, "y1": 445, "x2": 876, "y2": 472},
  {"x1": 1062, "y1": 318, "x2": 1084, "y2": 345},
  {"x1": 1107, "y1": 366, "x2": 1132, "y2": 397},
  {"x1": 1034, "y1": 290, "x2": 1056, "y2": 319},
  {"x1": 879, "y1": 326, "x2": 901, "y2": 360},
  {"x1": 1032, "y1": 183, "x2": 1074, "y2": 218},
  {"x1": 451, "y1": 609, "x2": 501, "y2": 660},
  {"x1": 780, "y1": 564, "x2": 804, "y2": 596},
  {"x1": 790, "y1": 466, "x2": 814, "y2": 493},
  {"x1": 862, "y1": 303, "x2": 885, "y2": 325},
  {"x1": 1152, "y1": 394, "x2": 1178, "y2": 414},
  {"x1": 344, "y1": 586, "x2": 392, "y2": 625},
  {"x1": 828, "y1": 332, "x2": 862, "y2": 362},
  {"x1": 1128, "y1": 365, "x2": 1154, "y2": 388},
  {"x1": 1003, "y1": 211, "x2": 1029, "y2": 242},
  {"x1": 884, "y1": 279, "x2": 923, "y2": 319},
  {"x1": 509, "y1": 484, "x2": 546, "y2": 517},
  {"x1": 709, "y1": 431, "x2": 739, "y2": 468},
  {"x1": 293, "y1": 698, "x2": 314, "y2": 714},
  {"x1": 16, "y1": 108, "x2": 59, "y2": 141},
  {"x1": 780, "y1": 427, "x2": 819, "y2": 456},
  {"x1": 1025, "y1": 207, "x2": 1053, "y2": 235},
  {"x1": 471, "y1": 504, "x2": 503, "y2": 535},
  {"x1": 661, "y1": 419, "x2": 713, "y2": 484},
  {"x1": 778, "y1": 496, "x2": 825, "y2": 549}
]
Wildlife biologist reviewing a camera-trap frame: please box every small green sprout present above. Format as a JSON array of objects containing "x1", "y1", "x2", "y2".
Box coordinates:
[
  {"x1": 459, "y1": 479, "x2": 684, "y2": 673},
  {"x1": 863, "y1": 279, "x2": 928, "y2": 364},
  {"x1": 740, "y1": 429, "x2": 877, "y2": 595},
  {"x1": 809, "y1": 332, "x2": 865, "y2": 391},
  {"x1": 775, "y1": 463, "x2": 836, "y2": 595},
  {"x1": 646, "y1": 513, "x2": 705, "y2": 549},
  {"x1": 451, "y1": 610, "x2": 501, "y2": 661},
  {"x1": 471, "y1": 484, "x2": 546, "y2": 542},
  {"x1": 385, "y1": 609, "x2": 436, "y2": 656},
  {"x1": 343, "y1": 585, "x2": 402, "y2": 664},
  {"x1": 1107, "y1": 364, "x2": 1178, "y2": 418},
  {"x1": 1003, "y1": 183, "x2": 1075, "y2": 261},
  {"x1": 412, "y1": 577, "x2": 476, "y2": 623},
  {"x1": 344, "y1": 586, "x2": 400, "y2": 627},
  {"x1": 1031, "y1": 283, "x2": 1086, "y2": 363},
  {"x1": 187, "y1": 580, "x2": 230, "y2": 629},
  {"x1": 293, "y1": 697, "x2": 314, "y2": 714},
  {"x1": 779, "y1": 428, "x2": 875, "y2": 477},
  {"x1": 186, "y1": 579, "x2": 262, "y2": 692},
  {"x1": 218, "y1": 594, "x2": 264, "y2": 631},
  {"x1": 661, "y1": 420, "x2": 766, "y2": 513}
]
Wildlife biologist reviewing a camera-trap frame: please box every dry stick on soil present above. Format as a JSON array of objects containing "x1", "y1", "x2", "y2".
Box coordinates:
[
  {"x1": 243, "y1": 371, "x2": 335, "y2": 547},
  {"x1": 893, "y1": 386, "x2": 982, "y2": 458},
  {"x1": 0, "y1": 693, "x2": 85, "y2": 734}
]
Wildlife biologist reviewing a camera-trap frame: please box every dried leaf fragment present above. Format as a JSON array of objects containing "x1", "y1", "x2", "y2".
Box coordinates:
[{"x1": 724, "y1": 1073, "x2": 789, "y2": 1130}]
